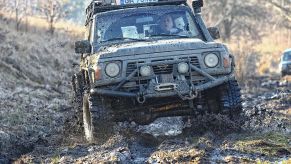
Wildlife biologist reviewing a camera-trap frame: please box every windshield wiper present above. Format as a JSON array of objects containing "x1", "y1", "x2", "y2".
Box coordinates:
[
  {"x1": 150, "y1": 33, "x2": 190, "y2": 38},
  {"x1": 102, "y1": 37, "x2": 148, "y2": 42}
]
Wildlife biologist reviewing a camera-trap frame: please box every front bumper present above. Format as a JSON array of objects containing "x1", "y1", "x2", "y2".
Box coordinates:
[
  {"x1": 91, "y1": 73, "x2": 234, "y2": 97},
  {"x1": 90, "y1": 60, "x2": 235, "y2": 103}
]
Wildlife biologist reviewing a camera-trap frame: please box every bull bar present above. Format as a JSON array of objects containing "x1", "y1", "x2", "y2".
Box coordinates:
[{"x1": 90, "y1": 59, "x2": 235, "y2": 103}]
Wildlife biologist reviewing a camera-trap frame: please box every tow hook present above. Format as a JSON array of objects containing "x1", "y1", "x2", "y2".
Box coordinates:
[
  {"x1": 176, "y1": 86, "x2": 198, "y2": 100},
  {"x1": 189, "y1": 89, "x2": 198, "y2": 100},
  {"x1": 137, "y1": 93, "x2": 146, "y2": 104}
]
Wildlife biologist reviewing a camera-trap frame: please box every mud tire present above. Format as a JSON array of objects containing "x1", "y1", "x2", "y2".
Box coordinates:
[
  {"x1": 72, "y1": 73, "x2": 85, "y2": 110},
  {"x1": 72, "y1": 73, "x2": 85, "y2": 127},
  {"x1": 206, "y1": 79, "x2": 243, "y2": 123},
  {"x1": 82, "y1": 93, "x2": 114, "y2": 143}
]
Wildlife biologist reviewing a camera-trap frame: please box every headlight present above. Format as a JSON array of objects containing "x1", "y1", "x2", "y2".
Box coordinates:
[
  {"x1": 140, "y1": 65, "x2": 151, "y2": 77},
  {"x1": 178, "y1": 62, "x2": 189, "y2": 73},
  {"x1": 204, "y1": 53, "x2": 219, "y2": 68},
  {"x1": 105, "y1": 63, "x2": 120, "y2": 77}
]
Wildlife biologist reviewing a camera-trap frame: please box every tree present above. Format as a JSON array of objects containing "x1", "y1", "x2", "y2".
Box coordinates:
[
  {"x1": 0, "y1": 0, "x2": 31, "y2": 31},
  {"x1": 15, "y1": 0, "x2": 32, "y2": 32},
  {"x1": 13, "y1": 0, "x2": 27, "y2": 31},
  {"x1": 267, "y1": 0, "x2": 291, "y2": 28},
  {"x1": 203, "y1": 0, "x2": 269, "y2": 41},
  {"x1": 0, "y1": 0, "x2": 8, "y2": 10},
  {"x1": 0, "y1": 0, "x2": 5, "y2": 11},
  {"x1": 66, "y1": 0, "x2": 87, "y2": 24},
  {"x1": 38, "y1": 0, "x2": 69, "y2": 35}
]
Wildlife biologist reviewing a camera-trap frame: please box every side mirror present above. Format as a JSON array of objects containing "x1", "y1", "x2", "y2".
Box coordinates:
[
  {"x1": 208, "y1": 27, "x2": 220, "y2": 40},
  {"x1": 75, "y1": 40, "x2": 91, "y2": 54}
]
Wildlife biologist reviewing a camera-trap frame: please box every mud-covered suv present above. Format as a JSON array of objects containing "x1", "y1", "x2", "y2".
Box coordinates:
[{"x1": 72, "y1": 0, "x2": 242, "y2": 142}]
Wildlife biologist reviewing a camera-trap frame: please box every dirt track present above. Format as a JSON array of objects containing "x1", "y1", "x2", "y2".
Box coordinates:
[
  {"x1": 0, "y1": 22, "x2": 290, "y2": 163},
  {"x1": 2, "y1": 76, "x2": 289, "y2": 164}
]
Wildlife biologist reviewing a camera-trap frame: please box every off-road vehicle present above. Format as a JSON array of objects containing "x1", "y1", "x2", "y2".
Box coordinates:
[
  {"x1": 72, "y1": 0, "x2": 242, "y2": 142},
  {"x1": 280, "y1": 49, "x2": 291, "y2": 77}
]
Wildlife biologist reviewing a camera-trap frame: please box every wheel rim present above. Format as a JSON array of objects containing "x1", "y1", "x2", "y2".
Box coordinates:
[{"x1": 83, "y1": 94, "x2": 94, "y2": 142}]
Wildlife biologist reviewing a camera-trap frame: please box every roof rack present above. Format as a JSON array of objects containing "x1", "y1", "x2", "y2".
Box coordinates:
[{"x1": 85, "y1": 0, "x2": 187, "y2": 25}]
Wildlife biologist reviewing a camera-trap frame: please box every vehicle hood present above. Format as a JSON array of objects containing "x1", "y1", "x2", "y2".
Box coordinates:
[{"x1": 94, "y1": 39, "x2": 220, "y2": 59}]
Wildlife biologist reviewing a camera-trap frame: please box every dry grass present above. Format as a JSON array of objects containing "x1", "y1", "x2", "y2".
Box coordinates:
[
  {"x1": 0, "y1": 15, "x2": 79, "y2": 159},
  {"x1": 233, "y1": 132, "x2": 291, "y2": 157},
  {"x1": 254, "y1": 29, "x2": 291, "y2": 74},
  {"x1": 149, "y1": 147, "x2": 205, "y2": 163},
  {"x1": 0, "y1": 11, "x2": 84, "y2": 38},
  {"x1": 220, "y1": 28, "x2": 291, "y2": 83}
]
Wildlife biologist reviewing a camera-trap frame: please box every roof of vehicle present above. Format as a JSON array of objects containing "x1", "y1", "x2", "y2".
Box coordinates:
[
  {"x1": 85, "y1": 0, "x2": 189, "y2": 25},
  {"x1": 283, "y1": 48, "x2": 291, "y2": 53}
]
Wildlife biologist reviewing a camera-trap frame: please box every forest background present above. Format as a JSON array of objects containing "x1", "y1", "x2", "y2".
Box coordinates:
[{"x1": 0, "y1": 0, "x2": 290, "y2": 80}]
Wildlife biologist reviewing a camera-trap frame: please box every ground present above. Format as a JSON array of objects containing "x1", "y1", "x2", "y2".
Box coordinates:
[{"x1": 0, "y1": 21, "x2": 290, "y2": 163}]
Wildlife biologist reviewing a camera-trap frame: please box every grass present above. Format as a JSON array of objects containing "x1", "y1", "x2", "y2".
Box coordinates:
[
  {"x1": 51, "y1": 155, "x2": 61, "y2": 164},
  {"x1": 150, "y1": 148, "x2": 206, "y2": 163},
  {"x1": 233, "y1": 132, "x2": 290, "y2": 157}
]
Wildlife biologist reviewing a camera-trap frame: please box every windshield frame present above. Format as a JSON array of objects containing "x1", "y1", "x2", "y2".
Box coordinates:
[{"x1": 93, "y1": 5, "x2": 205, "y2": 46}]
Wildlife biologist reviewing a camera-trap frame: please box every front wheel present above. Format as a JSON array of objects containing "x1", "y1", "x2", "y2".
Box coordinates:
[
  {"x1": 205, "y1": 79, "x2": 243, "y2": 123},
  {"x1": 82, "y1": 93, "x2": 114, "y2": 143}
]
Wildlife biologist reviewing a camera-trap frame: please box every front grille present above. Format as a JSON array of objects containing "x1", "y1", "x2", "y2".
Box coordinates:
[
  {"x1": 180, "y1": 56, "x2": 200, "y2": 68},
  {"x1": 190, "y1": 56, "x2": 200, "y2": 68},
  {"x1": 152, "y1": 64, "x2": 173, "y2": 74},
  {"x1": 126, "y1": 61, "x2": 144, "y2": 76},
  {"x1": 126, "y1": 56, "x2": 200, "y2": 77},
  {"x1": 152, "y1": 59, "x2": 174, "y2": 74}
]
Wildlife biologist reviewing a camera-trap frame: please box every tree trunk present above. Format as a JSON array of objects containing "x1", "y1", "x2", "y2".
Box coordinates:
[
  {"x1": 223, "y1": 22, "x2": 231, "y2": 41},
  {"x1": 222, "y1": 17, "x2": 233, "y2": 41},
  {"x1": 15, "y1": 7, "x2": 19, "y2": 31},
  {"x1": 49, "y1": 17, "x2": 54, "y2": 35},
  {"x1": 24, "y1": 0, "x2": 28, "y2": 32}
]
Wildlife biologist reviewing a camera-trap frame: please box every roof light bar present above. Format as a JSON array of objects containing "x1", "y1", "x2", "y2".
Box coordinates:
[{"x1": 85, "y1": 0, "x2": 200, "y2": 24}]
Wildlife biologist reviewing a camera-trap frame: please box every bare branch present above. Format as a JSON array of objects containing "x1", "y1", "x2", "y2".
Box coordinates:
[
  {"x1": 38, "y1": 0, "x2": 70, "y2": 35},
  {"x1": 265, "y1": 0, "x2": 291, "y2": 28}
]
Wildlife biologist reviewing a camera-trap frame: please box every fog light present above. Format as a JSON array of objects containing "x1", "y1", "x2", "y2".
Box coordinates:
[
  {"x1": 178, "y1": 62, "x2": 189, "y2": 73},
  {"x1": 140, "y1": 66, "x2": 151, "y2": 76}
]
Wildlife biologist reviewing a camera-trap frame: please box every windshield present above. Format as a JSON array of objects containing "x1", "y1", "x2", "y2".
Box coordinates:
[
  {"x1": 283, "y1": 52, "x2": 291, "y2": 61},
  {"x1": 95, "y1": 6, "x2": 202, "y2": 44}
]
